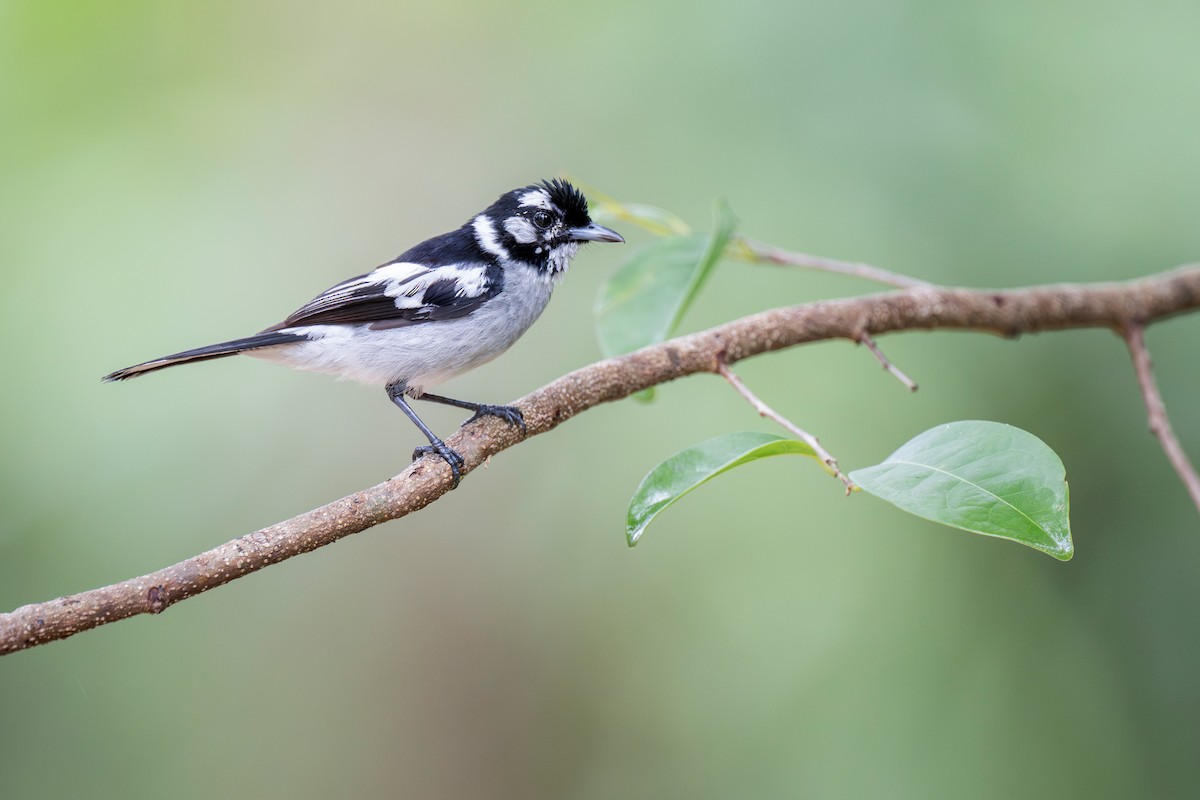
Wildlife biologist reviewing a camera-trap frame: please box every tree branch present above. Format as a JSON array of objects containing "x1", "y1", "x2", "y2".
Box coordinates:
[
  {"x1": 3, "y1": 265, "x2": 1199, "y2": 655},
  {"x1": 1122, "y1": 322, "x2": 1200, "y2": 515}
]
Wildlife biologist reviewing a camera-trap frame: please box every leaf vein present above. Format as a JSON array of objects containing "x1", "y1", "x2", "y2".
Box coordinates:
[{"x1": 888, "y1": 460, "x2": 1054, "y2": 540}]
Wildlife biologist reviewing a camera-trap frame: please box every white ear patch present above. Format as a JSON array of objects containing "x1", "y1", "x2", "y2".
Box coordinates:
[
  {"x1": 503, "y1": 216, "x2": 538, "y2": 244},
  {"x1": 517, "y1": 189, "x2": 552, "y2": 210}
]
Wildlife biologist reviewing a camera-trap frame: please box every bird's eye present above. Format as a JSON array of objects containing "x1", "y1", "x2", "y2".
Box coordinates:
[{"x1": 531, "y1": 210, "x2": 553, "y2": 229}]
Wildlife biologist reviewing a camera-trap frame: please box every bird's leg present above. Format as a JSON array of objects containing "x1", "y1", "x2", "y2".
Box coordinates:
[
  {"x1": 386, "y1": 383, "x2": 464, "y2": 487},
  {"x1": 416, "y1": 392, "x2": 526, "y2": 433}
]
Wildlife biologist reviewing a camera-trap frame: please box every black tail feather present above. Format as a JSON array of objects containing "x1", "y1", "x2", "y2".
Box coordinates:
[{"x1": 102, "y1": 331, "x2": 304, "y2": 382}]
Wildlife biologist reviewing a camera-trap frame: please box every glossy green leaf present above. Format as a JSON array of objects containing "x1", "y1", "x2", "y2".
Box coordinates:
[
  {"x1": 595, "y1": 199, "x2": 736, "y2": 358},
  {"x1": 849, "y1": 421, "x2": 1073, "y2": 560},
  {"x1": 627, "y1": 432, "x2": 818, "y2": 546}
]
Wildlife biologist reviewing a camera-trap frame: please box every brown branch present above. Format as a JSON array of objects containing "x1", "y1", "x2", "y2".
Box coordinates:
[
  {"x1": 1122, "y1": 322, "x2": 1200, "y2": 516},
  {"x1": 3, "y1": 265, "x2": 1200, "y2": 655},
  {"x1": 715, "y1": 359, "x2": 853, "y2": 490}
]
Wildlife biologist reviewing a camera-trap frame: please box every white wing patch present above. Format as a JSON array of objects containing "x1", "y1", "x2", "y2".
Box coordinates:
[
  {"x1": 371, "y1": 261, "x2": 433, "y2": 289},
  {"x1": 275, "y1": 258, "x2": 498, "y2": 330},
  {"x1": 448, "y1": 264, "x2": 491, "y2": 296},
  {"x1": 295, "y1": 262, "x2": 430, "y2": 315},
  {"x1": 372, "y1": 263, "x2": 491, "y2": 309}
]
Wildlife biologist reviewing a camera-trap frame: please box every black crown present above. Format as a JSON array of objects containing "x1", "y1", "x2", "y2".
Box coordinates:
[{"x1": 538, "y1": 178, "x2": 591, "y2": 227}]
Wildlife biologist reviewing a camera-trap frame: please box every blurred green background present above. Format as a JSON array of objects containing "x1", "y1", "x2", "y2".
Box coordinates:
[{"x1": 3, "y1": 1, "x2": 1200, "y2": 797}]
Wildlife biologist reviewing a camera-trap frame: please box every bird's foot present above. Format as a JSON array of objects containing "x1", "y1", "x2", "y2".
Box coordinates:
[
  {"x1": 466, "y1": 403, "x2": 526, "y2": 433},
  {"x1": 412, "y1": 440, "x2": 466, "y2": 488}
]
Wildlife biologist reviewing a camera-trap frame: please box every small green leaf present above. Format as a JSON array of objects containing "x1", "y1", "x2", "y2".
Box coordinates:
[
  {"x1": 591, "y1": 201, "x2": 693, "y2": 238},
  {"x1": 595, "y1": 199, "x2": 736, "y2": 358},
  {"x1": 849, "y1": 421, "x2": 1073, "y2": 560},
  {"x1": 627, "y1": 432, "x2": 818, "y2": 546},
  {"x1": 565, "y1": 177, "x2": 693, "y2": 237}
]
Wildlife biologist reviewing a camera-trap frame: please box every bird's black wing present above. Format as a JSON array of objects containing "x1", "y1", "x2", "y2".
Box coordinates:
[{"x1": 264, "y1": 258, "x2": 503, "y2": 332}]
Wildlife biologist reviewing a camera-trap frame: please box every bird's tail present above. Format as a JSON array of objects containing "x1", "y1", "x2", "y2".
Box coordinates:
[{"x1": 102, "y1": 331, "x2": 305, "y2": 382}]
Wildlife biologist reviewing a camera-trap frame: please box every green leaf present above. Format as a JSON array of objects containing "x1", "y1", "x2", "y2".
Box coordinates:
[
  {"x1": 591, "y1": 200, "x2": 693, "y2": 238},
  {"x1": 627, "y1": 432, "x2": 818, "y2": 546},
  {"x1": 564, "y1": 176, "x2": 693, "y2": 237},
  {"x1": 595, "y1": 198, "x2": 736, "y2": 358},
  {"x1": 594, "y1": 234, "x2": 706, "y2": 356},
  {"x1": 849, "y1": 421, "x2": 1073, "y2": 560}
]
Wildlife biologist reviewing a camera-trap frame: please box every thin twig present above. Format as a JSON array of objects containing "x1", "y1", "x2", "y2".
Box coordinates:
[
  {"x1": 3, "y1": 265, "x2": 1200, "y2": 655},
  {"x1": 1122, "y1": 322, "x2": 1200, "y2": 517},
  {"x1": 858, "y1": 333, "x2": 918, "y2": 392},
  {"x1": 715, "y1": 359, "x2": 854, "y2": 491},
  {"x1": 574, "y1": 182, "x2": 932, "y2": 289},
  {"x1": 734, "y1": 236, "x2": 932, "y2": 290}
]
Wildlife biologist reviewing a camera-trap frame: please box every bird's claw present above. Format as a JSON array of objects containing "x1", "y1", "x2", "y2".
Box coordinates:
[
  {"x1": 412, "y1": 441, "x2": 465, "y2": 488},
  {"x1": 466, "y1": 403, "x2": 526, "y2": 433}
]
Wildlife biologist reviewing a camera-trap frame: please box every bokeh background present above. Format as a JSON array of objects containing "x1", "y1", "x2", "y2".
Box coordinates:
[{"x1": 3, "y1": 1, "x2": 1200, "y2": 797}]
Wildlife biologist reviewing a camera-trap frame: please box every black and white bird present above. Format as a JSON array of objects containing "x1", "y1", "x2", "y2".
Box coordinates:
[{"x1": 103, "y1": 179, "x2": 624, "y2": 486}]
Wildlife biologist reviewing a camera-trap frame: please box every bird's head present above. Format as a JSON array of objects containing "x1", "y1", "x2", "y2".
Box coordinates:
[{"x1": 471, "y1": 179, "x2": 624, "y2": 275}]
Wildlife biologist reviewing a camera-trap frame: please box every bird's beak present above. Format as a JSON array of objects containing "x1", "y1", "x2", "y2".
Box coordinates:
[{"x1": 568, "y1": 222, "x2": 625, "y2": 243}]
